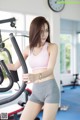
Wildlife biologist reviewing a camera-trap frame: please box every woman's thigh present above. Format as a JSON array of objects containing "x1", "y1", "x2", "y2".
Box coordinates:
[
  {"x1": 43, "y1": 103, "x2": 59, "y2": 120},
  {"x1": 20, "y1": 100, "x2": 43, "y2": 120}
]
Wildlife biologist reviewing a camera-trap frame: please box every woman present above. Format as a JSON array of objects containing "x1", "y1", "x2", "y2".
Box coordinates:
[{"x1": 7, "y1": 16, "x2": 60, "y2": 120}]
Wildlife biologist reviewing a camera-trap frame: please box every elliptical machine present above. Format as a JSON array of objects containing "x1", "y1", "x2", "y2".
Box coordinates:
[{"x1": 0, "y1": 18, "x2": 40, "y2": 120}]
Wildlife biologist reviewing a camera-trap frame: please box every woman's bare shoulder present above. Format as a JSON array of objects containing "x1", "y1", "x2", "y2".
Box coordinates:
[{"x1": 48, "y1": 42, "x2": 58, "y2": 51}]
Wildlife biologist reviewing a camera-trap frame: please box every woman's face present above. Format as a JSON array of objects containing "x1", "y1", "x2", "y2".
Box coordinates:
[{"x1": 40, "y1": 23, "x2": 49, "y2": 45}]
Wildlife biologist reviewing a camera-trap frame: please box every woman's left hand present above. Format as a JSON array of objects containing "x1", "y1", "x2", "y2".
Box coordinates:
[{"x1": 22, "y1": 73, "x2": 36, "y2": 83}]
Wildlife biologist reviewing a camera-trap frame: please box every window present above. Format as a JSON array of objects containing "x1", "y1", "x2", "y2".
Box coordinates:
[
  {"x1": 60, "y1": 19, "x2": 80, "y2": 74},
  {"x1": 0, "y1": 11, "x2": 37, "y2": 91},
  {"x1": 77, "y1": 33, "x2": 80, "y2": 73},
  {"x1": 26, "y1": 15, "x2": 36, "y2": 32},
  {"x1": 60, "y1": 34, "x2": 72, "y2": 73},
  {"x1": 24, "y1": 15, "x2": 37, "y2": 47}
]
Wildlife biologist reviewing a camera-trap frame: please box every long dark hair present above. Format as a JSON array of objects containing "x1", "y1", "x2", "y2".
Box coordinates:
[{"x1": 29, "y1": 16, "x2": 51, "y2": 49}]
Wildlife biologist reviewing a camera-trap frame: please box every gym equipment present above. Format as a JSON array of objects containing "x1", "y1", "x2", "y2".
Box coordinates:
[
  {"x1": 0, "y1": 30, "x2": 20, "y2": 92},
  {"x1": 0, "y1": 60, "x2": 14, "y2": 92},
  {"x1": 71, "y1": 73, "x2": 79, "y2": 89},
  {"x1": 0, "y1": 33, "x2": 28, "y2": 120},
  {"x1": 0, "y1": 88, "x2": 32, "y2": 120},
  {"x1": 0, "y1": 104, "x2": 24, "y2": 120},
  {"x1": 0, "y1": 17, "x2": 16, "y2": 28},
  {"x1": 0, "y1": 88, "x2": 40, "y2": 120},
  {"x1": 0, "y1": 33, "x2": 27, "y2": 105},
  {"x1": 0, "y1": 33, "x2": 40, "y2": 120},
  {"x1": 60, "y1": 80, "x2": 65, "y2": 93},
  {"x1": 0, "y1": 67, "x2": 4, "y2": 84},
  {"x1": 0, "y1": 18, "x2": 40, "y2": 119},
  {"x1": 18, "y1": 88, "x2": 32, "y2": 106}
]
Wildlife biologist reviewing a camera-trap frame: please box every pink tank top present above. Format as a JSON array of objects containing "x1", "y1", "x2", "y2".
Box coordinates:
[{"x1": 27, "y1": 42, "x2": 49, "y2": 71}]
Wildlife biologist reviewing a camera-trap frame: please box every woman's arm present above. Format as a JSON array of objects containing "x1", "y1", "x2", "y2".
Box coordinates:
[{"x1": 7, "y1": 46, "x2": 29, "y2": 70}]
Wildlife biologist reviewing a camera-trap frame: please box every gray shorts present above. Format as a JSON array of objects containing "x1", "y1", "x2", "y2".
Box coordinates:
[{"x1": 29, "y1": 79, "x2": 60, "y2": 105}]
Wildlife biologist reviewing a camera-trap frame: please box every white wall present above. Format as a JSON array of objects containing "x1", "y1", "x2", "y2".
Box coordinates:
[
  {"x1": 0, "y1": 0, "x2": 80, "y2": 106},
  {"x1": 0, "y1": 0, "x2": 49, "y2": 15}
]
